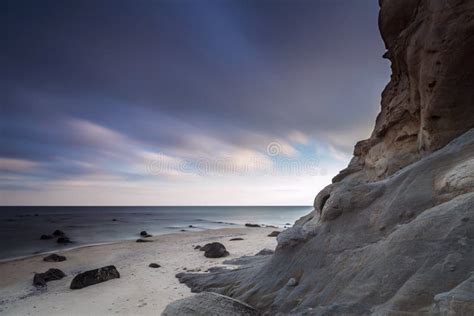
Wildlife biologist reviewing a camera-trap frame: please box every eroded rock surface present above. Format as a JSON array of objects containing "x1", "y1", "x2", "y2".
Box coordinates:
[
  {"x1": 161, "y1": 292, "x2": 260, "y2": 316},
  {"x1": 168, "y1": 1, "x2": 474, "y2": 314}
]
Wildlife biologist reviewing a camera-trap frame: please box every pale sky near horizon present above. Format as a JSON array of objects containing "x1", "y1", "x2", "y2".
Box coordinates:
[{"x1": 1, "y1": 0, "x2": 390, "y2": 206}]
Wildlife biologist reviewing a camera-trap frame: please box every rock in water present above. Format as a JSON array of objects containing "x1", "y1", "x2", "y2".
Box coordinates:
[
  {"x1": 52, "y1": 229, "x2": 65, "y2": 237},
  {"x1": 229, "y1": 237, "x2": 244, "y2": 241},
  {"x1": 201, "y1": 242, "x2": 229, "y2": 258},
  {"x1": 267, "y1": 231, "x2": 280, "y2": 237},
  {"x1": 40, "y1": 234, "x2": 53, "y2": 240},
  {"x1": 162, "y1": 292, "x2": 259, "y2": 316},
  {"x1": 43, "y1": 254, "x2": 66, "y2": 262},
  {"x1": 70, "y1": 265, "x2": 120, "y2": 289},
  {"x1": 33, "y1": 269, "x2": 66, "y2": 287},
  {"x1": 57, "y1": 237, "x2": 72, "y2": 244},
  {"x1": 169, "y1": 1, "x2": 474, "y2": 314},
  {"x1": 140, "y1": 230, "x2": 149, "y2": 236}
]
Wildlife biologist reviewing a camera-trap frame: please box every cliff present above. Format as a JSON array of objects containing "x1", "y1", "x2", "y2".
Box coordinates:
[{"x1": 166, "y1": 1, "x2": 474, "y2": 315}]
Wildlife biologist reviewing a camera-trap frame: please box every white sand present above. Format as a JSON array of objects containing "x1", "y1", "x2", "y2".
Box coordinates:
[{"x1": 0, "y1": 227, "x2": 278, "y2": 315}]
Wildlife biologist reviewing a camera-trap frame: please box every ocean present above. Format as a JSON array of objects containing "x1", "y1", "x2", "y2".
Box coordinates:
[{"x1": 0, "y1": 206, "x2": 312, "y2": 261}]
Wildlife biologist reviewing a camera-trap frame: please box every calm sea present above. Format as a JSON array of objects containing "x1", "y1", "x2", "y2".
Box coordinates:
[{"x1": 0, "y1": 206, "x2": 311, "y2": 261}]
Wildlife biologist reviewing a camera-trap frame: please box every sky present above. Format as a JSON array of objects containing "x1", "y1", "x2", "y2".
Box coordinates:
[{"x1": 1, "y1": 0, "x2": 390, "y2": 206}]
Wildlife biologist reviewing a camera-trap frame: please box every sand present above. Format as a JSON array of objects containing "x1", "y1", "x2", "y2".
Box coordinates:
[{"x1": 0, "y1": 227, "x2": 278, "y2": 315}]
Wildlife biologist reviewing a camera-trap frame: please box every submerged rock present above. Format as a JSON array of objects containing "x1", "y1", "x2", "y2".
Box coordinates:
[
  {"x1": 70, "y1": 265, "x2": 120, "y2": 289},
  {"x1": 201, "y1": 242, "x2": 229, "y2": 258},
  {"x1": 139, "y1": 230, "x2": 152, "y2": 237},
  {"x1": 33, "y1": 268, "x2": 66, "y2": 287},
  {"x1": 57, "y1": 237, "x2": 72, "y2": 244},
  {"x1": 52, "y1": 230, "x2": 65, "y2": 237},
  {"x1": 43, "y1": 254, "x2": 66, "y2": 262},
  {"x1": 162, "y1": 292, "x2": 259, "y2": 316}
]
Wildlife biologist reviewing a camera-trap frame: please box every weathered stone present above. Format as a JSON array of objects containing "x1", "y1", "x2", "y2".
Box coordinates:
[
  {"x1": 255, "y1": 248, "x2": 274, "y2": 256},
  {"x1": 245, "y1": 223, "x2": 260, "y2": 228},
  {"x1": 43, "y1": 254, "x2": 66, "y2": 262},
  {"x1": 267, "y1": 231, "x2": 280, "y2": 237},
  {"x1": 70, "y1": 265, "x2": 120, "y2": 289},
  {"x1": 149, "y1": 263, "x2": 161, "y2": 268},
  {"x1": 162, "y1": 292, "x2": 260, "y2": 316},
  {"x1": 33, "y1": 268, "x2": 66, "y2": 287},
  {"x1": 201, "y1": 242, "x2": 229, "y2": 258}
]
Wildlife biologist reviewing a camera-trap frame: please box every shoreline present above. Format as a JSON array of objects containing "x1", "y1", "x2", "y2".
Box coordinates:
[{"x1": 0, "y1": 226, "x2": 279, "y2": 315}]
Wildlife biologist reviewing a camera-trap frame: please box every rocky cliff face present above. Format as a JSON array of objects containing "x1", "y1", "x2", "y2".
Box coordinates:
[
  {"x1": 171, "y1": 1, "x2": 474, "y2": 315},
  {"x1": 334, "y1": 0, "x2": 474, "y2": 183}
]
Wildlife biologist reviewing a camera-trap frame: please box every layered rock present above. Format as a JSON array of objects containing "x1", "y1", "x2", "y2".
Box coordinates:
[
  {"x1": 169, "y1": 1, "x2": 474, "y2": 315},
  {"x1": 334, "y1": 0, "x2": 474, "y2": 183}
]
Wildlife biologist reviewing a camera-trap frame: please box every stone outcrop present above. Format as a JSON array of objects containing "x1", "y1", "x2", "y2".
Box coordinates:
[
  {"x1": 162, "y1": 292, "x2": 260, "y2": 316},
  {"x1": 167, "y1": 1, "x2": 474, "y2": 315},
  {"x1": 334, "y1": 0, "x2": 474, "y2": 183}
]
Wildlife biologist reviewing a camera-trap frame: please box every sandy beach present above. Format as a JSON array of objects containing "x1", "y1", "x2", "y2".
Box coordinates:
[{"x1": 0, "y1": 227, "x2": 278, "y2": 315}]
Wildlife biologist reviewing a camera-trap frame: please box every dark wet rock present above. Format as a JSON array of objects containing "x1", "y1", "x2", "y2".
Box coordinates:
[
  {"x1": 162, "y1": 292, "x2": 260, "y2": 316},
  {"x1": 112, "y1": 218, "x2": 117, "y2": 221},
  {"x1": 149, "y1": 263, "x2": 161, "y2": 268},
  {"x1": 52, "y1": 230, "x2": 65, "y2": 237},
  {"x1": 188, "y1": 225, "x2": 194, "y2": 228},
  {"x1": 136, "y1": 239, "x2": 153, "y2": 243},
  {"x1": 33, "y1": 268, "x2": 66, "y2": 287},
  {"x1": 245, "y1": 223, "x2": 260, "y2": 228},
  {"x1": 201, "y1": 242, "x2": 229, "y2": 258},
  {"x1": 43, "y1": 254, "x2": 66, "y2": 262},
  {"x1": 180, "y1": 229, "x2": 187, "y2": 232},
  {"x1": 194, "y1": 245, "x2": 202, "y2": 250},
  {"x1": 267, "y1": 231, "x2": 280, "y2": 237},
  {"x1": 140, "y1": 231, "x2": 148, "y2": 236},
  {"x1": 255, "y1": 248, "x2": 274, "y2": 256},
  {"x1": 70, "y1": 265, "x2": 120, "y2": 289},
  {"x1": 229, "y1": 237, "x2": 244, "y2": 241},
  {"x1": 40, "y1": 234, "x2": 53, "y2": 240},
  {"x1": 56, "y1": 237, "x2": 72, "y2": 244}
]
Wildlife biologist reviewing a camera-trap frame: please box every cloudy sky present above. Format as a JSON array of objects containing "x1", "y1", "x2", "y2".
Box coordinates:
[{"x1": 1, "y1": 0, "x2": 389, "y2": 206}]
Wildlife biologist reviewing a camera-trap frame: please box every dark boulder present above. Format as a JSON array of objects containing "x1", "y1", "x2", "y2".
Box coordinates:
[
  {"x1": 136, "y1": 238, "x2": 153, "y2": 243},
  {"x1": 149, "y1": 263, "x2": 161, "y2": 268},
  {"x1": 245, "y1": 223, "x2": 260, "y2": 228},
  {"x1": 140, "y1": 231, "x2": 148, "y2": 236},
  {"x1": 194, "y1": 245, "x2": 202, "y2": 250},
  {"x1": 40, "y1": 234, "x2": 53, "y2": 240},
  {"x1": 267, "y1": 231, "x2": 280, "y2": 237},
  {"x1": 57, "y1": 237, "x2": 72, "y2": 244},
  {"x1": 33, "y1": 268, "x2": 66, "y2": 287},
  {"x1": 43, "y1": 254, "x2": 66, "y2": 262},
  {"x1": 52, "y1": 229, "x2": 65, "y2": 237},
  {"x1": 202, "y1": 242, "x2": 229, "y2": 258},
  {"x1": 70, "y1": 265, "x2": 120, "y2": 289},
  {"x1": 229, "y1": 237, "x2": 244, "y2": 241}
]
